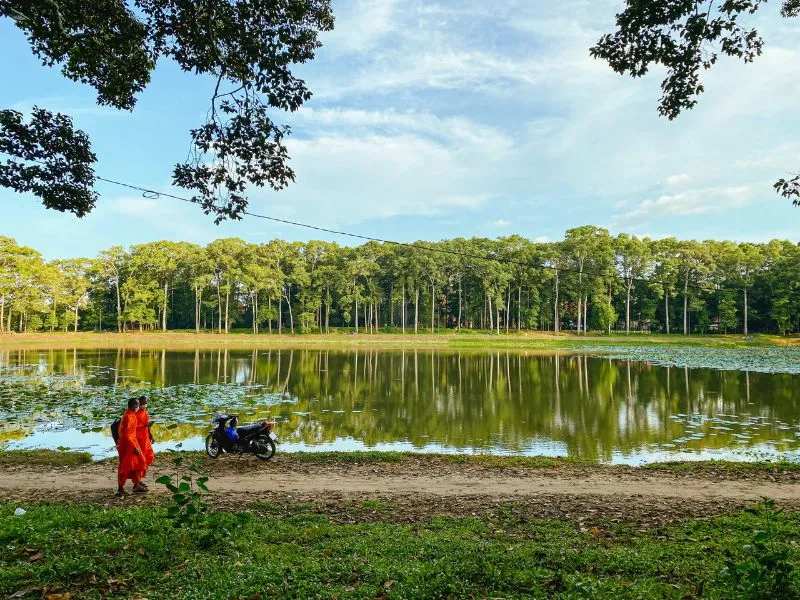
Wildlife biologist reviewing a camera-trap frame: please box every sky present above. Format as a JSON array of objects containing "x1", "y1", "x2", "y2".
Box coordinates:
[{"x1": 2, "y1": 0, "x2": 799, "y2": 260}]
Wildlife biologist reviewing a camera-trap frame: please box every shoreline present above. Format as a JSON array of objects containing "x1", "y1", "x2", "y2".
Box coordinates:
[
  {"x1": 3, "y1": 448, "x2": 799, "y2": 474},
  {"x1": 0, "y1": 330, "x2": 797, "y2": 351}
]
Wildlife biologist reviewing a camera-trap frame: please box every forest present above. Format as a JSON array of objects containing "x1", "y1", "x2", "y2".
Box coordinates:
[{"x1": 1, "y1": 226, "x2": 798, "y2": 336}]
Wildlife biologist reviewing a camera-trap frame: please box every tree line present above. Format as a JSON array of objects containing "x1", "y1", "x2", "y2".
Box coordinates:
[{"x1": 1, "y1": 227, "x2": 798, "y2": 336}]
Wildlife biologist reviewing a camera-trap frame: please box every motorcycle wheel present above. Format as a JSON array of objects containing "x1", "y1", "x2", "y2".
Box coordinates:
[
  {"x1": 205, "y1": 433, "x2": 222, "y2": 459},
  {"x1": 253, "y1": 435, "x2": 276, "y2": 461}
]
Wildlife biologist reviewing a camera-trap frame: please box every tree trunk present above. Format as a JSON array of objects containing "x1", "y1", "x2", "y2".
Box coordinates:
[
  {"x1": 0, "y1": 295, "x2": 4, "y2": 333},
  {"x1": 115, "y1": 280, "x2": 121, "y2": 333},
  {"x1": 458, "y1": 279, "x2": 462, "y2": 331},
  {"x1": 287, "y1": 290, "x2": 294, "y2": 334},
  {"x1": 506, "y1": 286, "x2": 511, "y2": 333},
  {"x1": 161, "y1": 280, "x2": 167, "y2": 332},
  {"x1": 354, "y1": 283, "x2": 358, "y2": 334},
  {"x1": 325, "y1": 288, "x2": 330, "y2": 334},
  {"x1": 224, "y1": 290, "x2": 230, "y2": 334},
  {"x1": 488, "y1": 293, "x2": 494, "y2": 331},
  {"x1": 431, "y1": 284, "x2": 435, "y2": 334},
  {"x1": 664, "y1": 289, "x2": 670, "y2": 334},
  {"x1": 683, "y1": 275, "x2": 689, "y2": 336},
  {"x1": 625, "y1": 280, "x2": 632, "y2": 335},
  {"x1": 553, "y1": 272, "x2": 560, "y2": 333},
  {"x1": 402, "y1": 283, "x2": 406, "y2": 334},
  {"x1": 517, "y1": 286, "x2": 521, "y2": 332},
  {"x1": 196, "y1": 287, "x2": 201, "y2": 334},
  {"x1": 216, "y1": 283, "x2": 222, "y2": 333},
  {"x1": 582, "y1": 294, "x2": 587, "y2": 334},
  {"x1": 743, "y1": 287, "x2": 749, "y2": 336},
  {"x1": 278, "y1": 292, "x2": 283, "y2": 335},
  {"x1": 414, "y1": 288, "x2": 419, "y2": 334},
  {"x1": 74, "y1": 305, "x2": 78, "y2": 333}
]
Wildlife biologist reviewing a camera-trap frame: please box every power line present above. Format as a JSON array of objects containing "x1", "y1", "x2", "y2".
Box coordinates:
[{"x1": 89, "y1": 174, "x2": 735, "y2": 295}]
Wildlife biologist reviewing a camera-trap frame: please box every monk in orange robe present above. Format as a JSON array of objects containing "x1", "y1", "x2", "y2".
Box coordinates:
[
  {"x1": 117, "y1": 397, "x2": 147, "y2": 496},
  {"x1": 136, "y1": 395, "x2": 155, "y2": 477}
]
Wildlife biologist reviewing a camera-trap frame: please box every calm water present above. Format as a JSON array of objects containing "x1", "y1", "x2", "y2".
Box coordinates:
[{"x1": 1, "y1": 347, "x2": 799, "y2": 464}]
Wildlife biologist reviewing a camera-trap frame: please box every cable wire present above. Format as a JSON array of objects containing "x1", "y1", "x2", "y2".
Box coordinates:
[{"x1": 93, "y1": 174, "x2": 737, "y2": 295}]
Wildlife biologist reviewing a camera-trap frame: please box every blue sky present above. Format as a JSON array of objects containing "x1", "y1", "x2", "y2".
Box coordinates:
[{"x1": 2, "y1": 0, "x2": 799, "y2": 260}]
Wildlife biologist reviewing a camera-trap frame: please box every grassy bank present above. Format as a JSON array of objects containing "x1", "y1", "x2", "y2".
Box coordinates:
[
  {"x1": 0, "y1": 330, "x2": 796, "y2": 350},
  {"x1": 0, "y1": 450, "x2": 92, "y2": 467},
  {"x1": 4, "y1": 449, "x2": 800, "y2": 476},
  {"x1": 1, "y1": 499, "x2": 798, "y2": 598}
]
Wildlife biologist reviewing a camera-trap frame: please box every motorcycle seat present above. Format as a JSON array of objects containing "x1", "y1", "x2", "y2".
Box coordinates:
[{"x1": 236, "y1": 424, "x2": 264, "y2": 435}]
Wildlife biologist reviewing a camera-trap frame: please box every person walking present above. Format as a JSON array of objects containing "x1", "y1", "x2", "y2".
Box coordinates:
[
  {"x1": 136, "y1": 395, "x2": 155, "y2": 480},
  {"x1": 116, "y1": 397, "x2": 147, "y2": 496}
]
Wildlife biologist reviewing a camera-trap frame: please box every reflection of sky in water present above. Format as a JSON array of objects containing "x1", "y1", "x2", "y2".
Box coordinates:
[{"x1": 1, "y1": 347, "x2": 800, "y2": 464}]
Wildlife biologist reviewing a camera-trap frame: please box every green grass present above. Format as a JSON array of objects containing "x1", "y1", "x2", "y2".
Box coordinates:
[
  {"x1": 2, "y1": 330, "x2": 796, "y2": 351},
  {"x1": 0, "y1": 449, "x2": 92, "y2": 467},
  {"x1": 1, "y1": 501, "x2": 799, "y2": 598},
  {"x1": 642, "y1": 460, "x2": 800, "y2": 475},
  {"x1": 287, "y1": 450, "x2": 408, "y2": 464},
  {"x1": 444, "y1": 454, "x2": 592, "y2": 469}
]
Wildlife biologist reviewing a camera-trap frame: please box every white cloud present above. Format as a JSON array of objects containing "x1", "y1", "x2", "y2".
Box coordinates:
[
  {"x1": 321, "y1": 0, "x2": 397, "y2": 54},
  {"x1": 296, "y1": 107, "x2": 514, "y2": 155},
  {"x1": 249, "y1": 129, "x2": 502, "y2": 225},
  {"x1": 665, "y1": 174, "x2": 691, "y2": 186},
  {"x1": 493, "y1": 219, "x2": 510, "y2": 227},
  {"x1": 614, "y1": 186, "x2": 755, "y2": 226}
]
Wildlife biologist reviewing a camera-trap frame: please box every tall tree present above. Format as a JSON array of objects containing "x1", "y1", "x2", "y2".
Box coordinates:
[
  {"x1": 675, "y1": 241, "x2": 712, "y2": 335},
  {"x1": 614, "y1": 234, "x2": 651, "y2": 334}
]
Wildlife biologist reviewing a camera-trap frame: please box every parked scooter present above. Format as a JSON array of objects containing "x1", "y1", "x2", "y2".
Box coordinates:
[{"x1": 205, "y1": 414, "x2": 278, "y2": 460}]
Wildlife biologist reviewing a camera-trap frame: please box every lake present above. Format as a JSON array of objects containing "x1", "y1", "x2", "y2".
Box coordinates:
[{"x1": 1, "y1": 347, "x2": 799, "y2": 464}]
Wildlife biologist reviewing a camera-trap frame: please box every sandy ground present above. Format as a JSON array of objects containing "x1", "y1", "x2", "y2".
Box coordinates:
[{"x1": 2, "y1": 456, "x2": 799, "y2": 525}]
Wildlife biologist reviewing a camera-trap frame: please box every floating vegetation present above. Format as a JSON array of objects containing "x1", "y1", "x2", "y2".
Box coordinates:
[{"x1": 577, "y1": 345, "x2": 800, "y2": 374}]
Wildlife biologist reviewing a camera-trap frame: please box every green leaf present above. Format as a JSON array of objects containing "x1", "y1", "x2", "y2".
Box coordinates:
[{"x1": 155, "y1": 475, "x2": 173, "y2": 485}]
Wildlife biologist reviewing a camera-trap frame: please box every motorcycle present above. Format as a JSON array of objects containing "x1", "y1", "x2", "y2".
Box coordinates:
[{"x1": 205, "y1": 414, "x2": 278, "y2": 460}]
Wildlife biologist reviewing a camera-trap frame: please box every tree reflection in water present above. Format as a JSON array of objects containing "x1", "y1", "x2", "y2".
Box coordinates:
[{"x1": 0, "y1": 348, "x2": 798, "y2": 462}]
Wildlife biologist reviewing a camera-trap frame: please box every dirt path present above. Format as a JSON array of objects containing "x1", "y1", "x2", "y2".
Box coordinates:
[
  {"x1": 3, "y1": 463, "x2": 798, "y2": 502},
  {"x1": 2, "y1": 457, "x2": 799, "y2": 525}
]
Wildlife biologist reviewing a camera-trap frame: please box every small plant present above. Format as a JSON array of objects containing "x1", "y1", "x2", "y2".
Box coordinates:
[
  {"x1": 720, "y1": 498, "x2": 798, "y2": 599},
  {"x1": 155, "y1": 456, "x2": 250, "y2": 549},
  {"x1": 155, "y1": 456, "x2": 210, "y2": 528}
]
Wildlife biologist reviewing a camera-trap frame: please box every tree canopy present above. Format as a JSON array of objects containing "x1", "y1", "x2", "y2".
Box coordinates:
[
  {"x1": 0, "y1": 0, "x2": 334, "y2": 221},
  {"x1": 591, "y1": 0, "x2": 800, "y2": 205}
]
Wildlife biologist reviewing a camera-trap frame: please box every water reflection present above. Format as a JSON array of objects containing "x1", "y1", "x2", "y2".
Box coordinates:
[{"x1": 1, "y1": 348, "x2": 799, "y2": 463}]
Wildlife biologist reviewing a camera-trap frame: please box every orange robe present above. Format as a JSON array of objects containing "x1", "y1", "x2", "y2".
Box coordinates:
[
  {"x1": 137, "y1": 408, "x2": 155, "y2": 469},
  {"x1": 117, "y1": 409, "x2": 146, "y2": 487}
]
